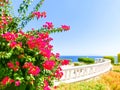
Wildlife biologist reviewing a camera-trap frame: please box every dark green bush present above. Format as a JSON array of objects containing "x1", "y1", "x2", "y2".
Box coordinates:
[
  {"x1": 103, "y1": 56, "x2": 114, "y2": 64},
  {"x1": 78, "y1": 57, "x2": 95, "y2": 64},
  {"x1": 117, "y1": 53, "x2": 120, "y2": 64},
  {"x1": 74, "y1": 62, "x2": 80, "y2": 66}
]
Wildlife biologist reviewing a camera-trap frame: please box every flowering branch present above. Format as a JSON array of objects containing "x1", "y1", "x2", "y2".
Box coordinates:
[
  {"x1": 0, "y1": 0, "x2": 70, "y2": 90},
  {"x1": 18, "y1": 0, "x2": 45, "y2": 29}
]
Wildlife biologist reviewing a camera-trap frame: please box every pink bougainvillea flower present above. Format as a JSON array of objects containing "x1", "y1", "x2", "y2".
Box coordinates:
[
  {"x1": 38, "y1": 33, "x2": 49, "y2": 39},
  {"x1": 26, "y1": 36, "x2": 36, "y2": 49},
  {"x1": 7, "y1": 61, "x2": 20, "y2": 72},
  {"x1": 43, "y1": 80, "x2": 51, "y2": 90},
  {"x1": 5, "y1": 0, "x2": 9, "y2": 3},
  {"x1": 18, "y1": 30, "x2": 24, "y2": 35},
  {"x1": 9, "y1": 41, "x2": 17, "y2": 48},
  {"x1": 2, "y1": 32, "x2": 18, "y2": 41},
  {"x1": 0, "y1": 25, "x2": 4, "y2": 29},
  {"x1": 43, "y1": 22, "x2": 54, "y2": 29},
  {"x1": 7, "y1": 61, "x2": 14, "y2": 69},
  {"x1": 1, "y1": 76, "x2": 10, "y2": 85},
  {"x1": 41, "y1": 11, "x2": 46, "y2": 18},
  {"x1": 61, "y1": 25, "x2": 70, "y2": 31},
  {"x1": 40, "y1": 49, "x2": 51, "y2": 59},
  {"x1": 55, "y1": 53, "x2": 60, "y2": 58},
  {"x1": 43, "y1": 60, "x2": 55, "y2": 70},
  {"x1": 16, "y1": 61, "x2": 20, "y2": 66},
  {"x1": 61, "y1": 60, "x2": 70, "y2": 65},
  {"x1": 54, "y1": 67, "x2": 63, "y2": 79},
  {"x1": 1, "y1": 76, "x2": 14, "y2": 85},
  {"x1": 47, "y1": 45, "x2": 53, "y2": 50},
  {"x1": 32, "y1": 11, "x2": 41, "y2": 19},
  {"x1": 10, "y1": 79, "x2": 14, "y2": 84},
  {"x1": 28, "y1": 66, "x2": 40, "y2": 76},
  {"x1": 3, "y1": 19, "x2": 8, "y2": 25},
  {"x1": 44, "y1": 80, "x2": 48, "y2": 86},
  {"x1": 46, "y1": 22, "x2": 54, "y2": 29},
  {"x1": 15, "y1": 80, "x2": 20, "y2": 86},
  {"x1": 0, "y1": 15, "x2": 12, "y2": 26},
  {"x1": 44, "y1": 86, "x2": 50, "y2": 90},
  {"x1": 13, "y1": 67, "x2": 19, "y2": 72},
  {"x1": 23, "y1": 62, "x2": 40, "y2": 76},
  {"x1": 1, "y1": 16, "x2": 6, "y2": 20},
  {"x1": 9, "y1": 41, "x2": 22, "y2": 48},
  {"x1": 43, "y1": 80, "x2": 50, "y2": 90},
  {"x1": 32, "y1": 11, "x2": 46, "y2": 19},
  {"x1": 32, "y1": 28, "x2": 35, "y2": 31},
  {"x1": 22, "y1": 62, "x2": 33, "y2": 69},
  {"x1": 26, "y1": 32, "x2": 53, "y2": 53}
]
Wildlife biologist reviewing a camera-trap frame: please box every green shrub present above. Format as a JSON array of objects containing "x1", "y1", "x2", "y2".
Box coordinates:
[
  {"x1": 117, "y1": 53, "x2": 120, "y2": 64},
  {"x1": 103, "y1": 56, "x2": 114, "y2": 64},
  {"x1": 78, "y1": 57, "x2": 95, "y2": 64},
  {"x1": 74, "y1": 62, "x2": 80, "y2": 66}
]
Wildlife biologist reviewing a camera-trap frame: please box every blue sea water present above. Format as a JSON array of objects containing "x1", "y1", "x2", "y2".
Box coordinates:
[
  {"x1": 60, "y1": 55, "x2": 118, "y2": 63},
  {"x1": 60, "y1": 56, "x2": 103, "y2": 62}
]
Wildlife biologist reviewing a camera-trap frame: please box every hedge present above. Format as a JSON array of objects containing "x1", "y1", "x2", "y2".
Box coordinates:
[
  {"x1": 117, "y1": 53, "x2": 120, "y2": 63},
  {"x1": 78, "y1": 57, "x2": 95, "y2": 64},
  {"x1": 103, "y1": 56, "x2": 114, "y2": 64}
]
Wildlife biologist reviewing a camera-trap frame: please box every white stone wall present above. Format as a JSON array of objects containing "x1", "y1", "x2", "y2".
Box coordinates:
[{"x1": 54, "y1": 59, "x2": 112, "y2": 85}]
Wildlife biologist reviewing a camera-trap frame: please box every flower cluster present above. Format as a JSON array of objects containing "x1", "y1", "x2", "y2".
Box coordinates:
[
  {"x1": 43, "y1": 60, "x2": 55, "y2": 70},
  {"x1": 23, "y1": 62, "x2": 40, "y2": 76},
  {"x1": 43, "y1": 80, "x2": 51, "y2": 90},
  {"x1": 2, "y1": 32, "x2": 18, "y2": 41},
  {"x1": 1, "y1": 76, "x2": 14, "y2": 86},
  {"x1": 0, "y1": 14, "x2": 12, "y2": 29},
  {"x1": 61, "y1": 25, "x2": 70, "y2": 31},
  {"x1": 7, "y1": 61, "x2": 20, "y2": 72},
  {"x1": 1, "y1": 76, "x2": 20, "y2": 87},
  {"x1": 54, "y1": 67, "x2": 63, "y2": 79},
  {"x1": 32, "y1": 11, "x2": 46, "y2": 19},
  {"x1": 43, "y1": 22, "x2": 54, "y2": 30},
  {"x1": 10, "y1": 41, "x2": 22, "y2": 48},
  {"x1": 61, "y1": 60, "x2": 70, "y2": 65}
]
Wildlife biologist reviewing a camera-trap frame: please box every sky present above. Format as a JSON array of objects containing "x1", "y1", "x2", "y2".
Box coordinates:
[{"x1": 12, "y1": 0, "x2": 120, "y2": 56}]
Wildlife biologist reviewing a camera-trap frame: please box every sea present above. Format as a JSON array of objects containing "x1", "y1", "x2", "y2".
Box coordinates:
[
  {"x1": 60, "y1": 55, "x2": 118, "y2": 63},
  {"x1": 60, "y1": 56, "x2": 103, "y2": 62}
]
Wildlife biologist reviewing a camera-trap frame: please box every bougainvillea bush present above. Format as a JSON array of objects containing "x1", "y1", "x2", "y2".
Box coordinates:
[{"x1": 0, "y1": 0, "x2": 70, "y2": 90}]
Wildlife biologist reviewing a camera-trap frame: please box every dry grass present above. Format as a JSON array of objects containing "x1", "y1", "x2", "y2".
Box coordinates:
[
  {"x1": 101, "y1": 71, "x2": 120, "y2": 90},
  {"x1": 100, "y1": 65, "x2": 120, "y2": 90},
  {"x1": 112, "y1": 65, "x2": 120, "y2": 72}
]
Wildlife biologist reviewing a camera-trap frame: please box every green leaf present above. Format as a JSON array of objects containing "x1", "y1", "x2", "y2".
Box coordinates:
[
  {"x1": 30, "y1": 74, "x2": 35, "y2": 80},
  {"x1": 26, "y1": 76, "x2": 30, "y2": 80}
]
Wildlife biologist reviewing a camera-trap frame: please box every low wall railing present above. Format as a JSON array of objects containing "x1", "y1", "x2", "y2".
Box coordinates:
[{"x1": 54, "y1": 59, "x2": 112, "y2": 85}]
